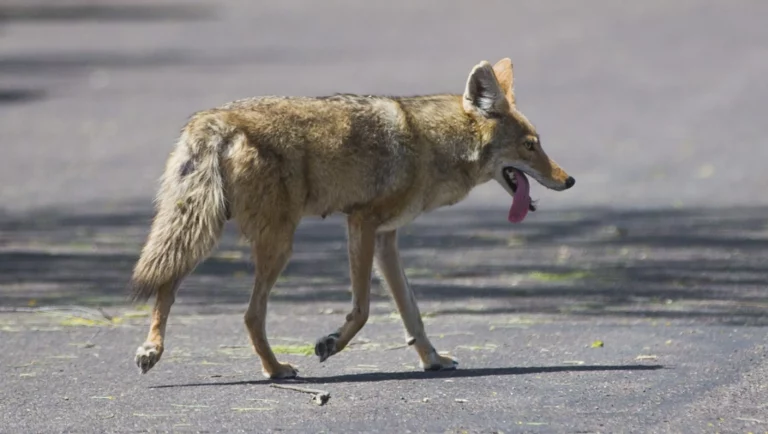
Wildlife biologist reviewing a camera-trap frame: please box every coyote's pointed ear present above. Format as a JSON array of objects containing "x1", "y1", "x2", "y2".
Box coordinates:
[
  {"x1": 493, "y1": 58, "x2": 515, "y2": 106},
  {"x1": 463, "y1": 61, "x2": 509, "y2": 117}
]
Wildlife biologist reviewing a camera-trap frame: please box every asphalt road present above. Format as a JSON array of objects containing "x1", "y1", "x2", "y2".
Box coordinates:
[{"x1": 1, "y1": 1, "x2": 767, "y2": 433}]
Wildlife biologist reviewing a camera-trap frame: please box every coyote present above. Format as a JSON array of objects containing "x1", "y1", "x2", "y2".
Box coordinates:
[{"x1": 131, "y1": 58, "x2": 575, "y2": 379}]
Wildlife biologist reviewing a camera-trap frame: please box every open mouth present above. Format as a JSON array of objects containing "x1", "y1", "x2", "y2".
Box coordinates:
[{"x1": 501, "y1": 167, "x2": 537, "y2": 212}]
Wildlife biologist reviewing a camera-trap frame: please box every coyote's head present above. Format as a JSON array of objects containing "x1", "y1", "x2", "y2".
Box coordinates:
[{"x1": 463, "y1": 58, "x2": 575, "y2": 223}]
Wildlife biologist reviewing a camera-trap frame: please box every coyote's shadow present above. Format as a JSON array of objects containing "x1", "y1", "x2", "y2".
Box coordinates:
[{"x1": 149, "y1": 363, "x2": 666, "y2": 389}]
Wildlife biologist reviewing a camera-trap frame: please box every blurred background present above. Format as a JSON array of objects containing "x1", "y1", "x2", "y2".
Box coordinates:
[
  {"x1": 1, "y1": 2, "x2": 768, "y2": 431},
  {"x1": 0, "y1": 0, "x2": 767, "y2": 318}
]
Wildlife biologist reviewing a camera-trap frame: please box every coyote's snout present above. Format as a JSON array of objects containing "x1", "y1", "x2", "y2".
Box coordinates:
[{"x1": 131, "y1": 58, "x2": 575, "y2": 379}]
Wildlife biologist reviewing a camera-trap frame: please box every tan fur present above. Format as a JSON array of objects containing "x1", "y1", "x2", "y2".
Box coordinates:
[{"x1": 132, "y1": 59, "x2": 575, "y2": 378}]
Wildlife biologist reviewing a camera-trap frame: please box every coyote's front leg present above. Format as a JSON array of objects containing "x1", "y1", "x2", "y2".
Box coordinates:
[
  {"x1": 374, "y1": 229, "x2": 458, "y2": 371},
  {"x1": 314, "y1": 215, "x2": 376, "y2": 362}
]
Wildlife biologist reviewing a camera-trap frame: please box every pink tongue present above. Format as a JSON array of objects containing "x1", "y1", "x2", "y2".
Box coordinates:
[{"x1": 508, "y1": 169, "x2": 531, "y2": 223}]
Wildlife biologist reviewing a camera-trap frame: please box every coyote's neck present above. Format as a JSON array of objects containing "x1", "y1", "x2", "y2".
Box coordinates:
[
  {"x1": 395, "y1": 94, "x2": 484, "y2": 177},
  {"x1": 394, "y1": 94, "x2": 488, "y2": 209}
]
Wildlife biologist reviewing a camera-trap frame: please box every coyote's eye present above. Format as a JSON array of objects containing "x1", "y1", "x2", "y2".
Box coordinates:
[{"x1": 523, "y1": 139, "x2": 536, "y2": 151}]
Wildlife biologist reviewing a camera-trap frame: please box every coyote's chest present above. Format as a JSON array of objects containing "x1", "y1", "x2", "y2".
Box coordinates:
[
  {"x1": 377, "y1": 183, "x2": 469, "y2": 232},
  {"x1": 377, "y1": 198, "x2": 424, "y2": 232}
]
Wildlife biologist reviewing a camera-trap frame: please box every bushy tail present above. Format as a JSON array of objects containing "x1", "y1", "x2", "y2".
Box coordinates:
[{"x1": 129, "y1": 123, "x2": 230, "y2": 302}]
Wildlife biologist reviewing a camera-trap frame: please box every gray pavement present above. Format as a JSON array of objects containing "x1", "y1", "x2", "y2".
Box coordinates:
[{"x1": 1, "y1": 1, "x2": 767, "y2": 433}]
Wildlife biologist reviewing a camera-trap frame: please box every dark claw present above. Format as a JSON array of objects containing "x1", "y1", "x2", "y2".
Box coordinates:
[
  {"x1": 314, "y1": 333, "x2": 339, "y2": 363},
  {"x1": 135, "y1": 351, "x2": 158, "y2": 374}
]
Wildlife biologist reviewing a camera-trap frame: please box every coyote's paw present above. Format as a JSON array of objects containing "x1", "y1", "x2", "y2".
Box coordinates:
[
  {"x1": 314, "y1": 332, "x2": 340, "y2": 363},
  {"x1": 263, "y1": 362, "x2": 299, "y2": 380},
  {"x1": 421, "y1": 352, "x2": 459, "y2": 372},
  {"x1": 135, "y1": 342, "x2": 163, "y2": 374}
]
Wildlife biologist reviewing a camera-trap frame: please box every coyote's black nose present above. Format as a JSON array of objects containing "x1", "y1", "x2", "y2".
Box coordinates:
[{"x1": 564, "y1": 176, "x2": 575, "y2": 189}]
